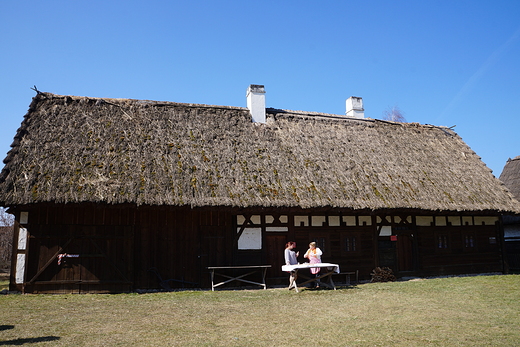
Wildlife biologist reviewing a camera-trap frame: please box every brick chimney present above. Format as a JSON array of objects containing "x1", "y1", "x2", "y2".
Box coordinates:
[
  {"x1": 246, "y1": 85, "x2": 266, "y2": 123},
  {"x1": 346, "y1": 96, "x2": 364, "y2": 118}
]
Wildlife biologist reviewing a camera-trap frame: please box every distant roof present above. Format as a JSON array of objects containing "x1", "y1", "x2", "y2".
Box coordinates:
[
  {"x1": 499, "y1": 156, "x2": 520, "y2": 201},
  {"x1": 1, "y1": 92, "x2": 519, "y2": 213}
]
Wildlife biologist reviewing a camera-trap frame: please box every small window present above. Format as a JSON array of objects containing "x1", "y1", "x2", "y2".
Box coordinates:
[
  {"x1": 464, "y1": 235, "x2": 475, "y2": 248},
  {"x1": 345, "y1": 236, "x2": 357, "y2": 252},
  {"x1": 437, "y1": 235, "x2": 449, "y2": 249},
  {"x1": 341, "y1": 233, "x2": 361, "y2": 255},
  {"x1": 311, "y1": 237, "x2": 327, "y2": 254}
]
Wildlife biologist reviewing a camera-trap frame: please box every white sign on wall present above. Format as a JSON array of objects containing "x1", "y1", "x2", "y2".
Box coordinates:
[{"x1": 237, "y1": 227, "x2": 262, "y2": 250}]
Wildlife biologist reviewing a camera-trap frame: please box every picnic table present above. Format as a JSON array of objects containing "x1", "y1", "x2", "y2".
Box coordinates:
[
  {"x1": 281, "y1": 263, "x2": 340, "y2": 292},
  {"x1": 207, "y1": 265, "x2": 271, "y2": 291}
]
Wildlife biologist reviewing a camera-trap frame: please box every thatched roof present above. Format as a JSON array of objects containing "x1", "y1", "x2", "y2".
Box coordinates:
[
  {"x1": 499, "y1": 156, "x2": 520, "y2": 201},
  {"x1": 1, "y1": 92, "x2": 519, "y2": 213}
]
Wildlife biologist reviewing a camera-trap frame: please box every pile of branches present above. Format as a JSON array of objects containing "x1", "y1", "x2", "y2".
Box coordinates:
[{"x1": 370, "y1": 267, "x2": 396, "y2": 282}]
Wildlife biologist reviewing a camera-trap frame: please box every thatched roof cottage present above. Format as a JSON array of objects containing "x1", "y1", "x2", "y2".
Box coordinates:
[{"x1": 2, "y1": 86, "x2": 519, "y2": 293}]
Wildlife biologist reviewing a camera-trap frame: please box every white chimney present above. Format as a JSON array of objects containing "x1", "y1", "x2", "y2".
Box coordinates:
[
  {"x1": 346, "y1": 96, "x2": 364, "y2": 118},
  {"x1": 246, "y1": 84, "x2": 266, "y2": 123}
]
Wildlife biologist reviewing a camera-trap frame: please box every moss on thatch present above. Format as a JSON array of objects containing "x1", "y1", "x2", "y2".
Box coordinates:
[{"x1": 1, "y1": 92, "x2": 519, "y2": 213}]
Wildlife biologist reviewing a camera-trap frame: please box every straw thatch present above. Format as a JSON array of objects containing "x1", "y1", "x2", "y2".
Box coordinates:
[
  {"x1": 1, "y1": 92, "x2": 519, "y2": 213},
  {"x1": 499, "y1": 156, "x2": 520, "y2": 201}
]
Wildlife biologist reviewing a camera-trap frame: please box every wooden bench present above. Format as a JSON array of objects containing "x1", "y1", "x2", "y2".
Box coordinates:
[{"x1": 332, "y1": 270, "x2": 358, "y2": 285}]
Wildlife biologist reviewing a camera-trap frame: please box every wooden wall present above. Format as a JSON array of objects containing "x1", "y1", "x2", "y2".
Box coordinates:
[
  {"x1": 14, "y1": 204, "x2": 236, "y2": 293},
  {"x1": 9, "y1": 204, "x2": 505, "y2": 293},
  {"x1": 416, "y1": 224, "x2": 503, "y2": 276}
]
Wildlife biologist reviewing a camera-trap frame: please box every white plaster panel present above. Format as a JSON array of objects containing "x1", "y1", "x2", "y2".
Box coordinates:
[
  {"x1": 416, "y1": 216, "x2": 433, "y2": 226},
  {"x1": 266, "y1": 227, "x2": 288, "y2": 232},
  {"x1": 294, "y1": 216, "x2": 308, "y2": 227},
  {"x1": 435, "y1": 216, "x2": 447, "y2": 226},
  {"x1": 448, "y1": 216, "x2": 461, "y2": 226},
  {"x1": 250, "y1": 215, "x2": 261, "y2": 225},
  {"x1": 18, "y1": 227, "x2": 27, "y2": 250},
  {"x1": 359, "y1": 216, "x2": 372, "y2": 226},
  {"x1": 343, "y1": 216, "x2": 356, "y2": 226},
  {"x1": 462, "y1": 216, "x2": 473, "y2": 225},
  {"x1": 311, "y1": 216, "x2": 326, "y2": 226},
  {"x1": 329, "y1": 216, "x2": 340, "y2": 226},
  {"x1": 475, "y1": 216, "x2": 498, "y2": 226},
  {"x1": 20, "y1": 212, "x2": 29, "y2": 224},
  {"x1": 16, "y1": 254, "x2": 25, "y2": 284}
]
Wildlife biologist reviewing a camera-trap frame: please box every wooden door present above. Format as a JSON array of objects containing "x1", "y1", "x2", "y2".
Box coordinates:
[
  {"x1": 396, "y1": 232, "x2": 414, "y2": 272},
  {"x1": 265, "y1": 234, "x2": 286, "y2": 280},
  {"x1": 26, "y1": 226, "x2": 134, "y2": 293}
]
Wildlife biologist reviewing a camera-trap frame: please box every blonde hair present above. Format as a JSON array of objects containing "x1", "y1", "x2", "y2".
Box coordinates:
[{"x1": 309, "y1": 242, "x2": 317, "y2": 248}]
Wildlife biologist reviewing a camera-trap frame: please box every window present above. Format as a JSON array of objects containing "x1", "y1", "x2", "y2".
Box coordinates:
[
  {"x1": 437, "y1": 235, "x2": 449, "y2": 249},
  {"x1": 464, "y1": 235, "x2": 475, "y2": 248},
  {"x1": 311, "y1": 237, "x2": 327, "y2": 254},
  {"x1": 345, "y1": 236, "x2": 357, "y2": 252},
  {"x1": 340, "y1": 232, "x2": 361, "y2": 255}
]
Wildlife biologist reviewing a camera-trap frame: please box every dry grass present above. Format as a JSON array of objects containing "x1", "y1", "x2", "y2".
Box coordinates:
[{"x1": 1, "y1": 275, "x2": 519, "y2": 346}]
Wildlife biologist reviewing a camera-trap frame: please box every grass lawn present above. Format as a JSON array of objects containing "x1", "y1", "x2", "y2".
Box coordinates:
[{"x1": 0, "y1": 275, "x2": 519, "y2": 346}]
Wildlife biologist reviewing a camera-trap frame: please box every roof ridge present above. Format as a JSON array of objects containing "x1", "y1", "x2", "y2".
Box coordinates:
[{"x1": 36, "y1": 92, "x2": 247, "y2": 111}]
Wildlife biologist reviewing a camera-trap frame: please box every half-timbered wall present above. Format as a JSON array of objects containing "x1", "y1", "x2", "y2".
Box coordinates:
[{"x1": 9, "y1": 204, "x2": 505, "y2": 293}]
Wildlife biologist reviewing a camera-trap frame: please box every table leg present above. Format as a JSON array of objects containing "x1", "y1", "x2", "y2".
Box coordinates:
[
  {"x1": 328, "y1": 273, "x2": 336, "y2": 290},
  {"x1": 288, "y1": 270, "x2": 299, "y2": 292},
  {"x1": 294, "y1": 271, "x2": 336, "y2": 290}
]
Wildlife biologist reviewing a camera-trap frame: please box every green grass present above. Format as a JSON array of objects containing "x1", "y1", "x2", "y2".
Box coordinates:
[{"x1": 1, "y1": 275, "x2": 519, "y2": 346}]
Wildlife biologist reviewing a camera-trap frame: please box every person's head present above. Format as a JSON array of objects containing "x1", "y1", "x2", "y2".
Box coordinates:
[
  {"x1": 309, "y1": 242, "x2": 317, "y2": 249},
  {"x1": 285, "y1": 241, "x2": 296, "y2": 249}
]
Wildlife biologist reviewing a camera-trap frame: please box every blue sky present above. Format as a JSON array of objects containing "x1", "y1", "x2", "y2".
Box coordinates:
[{"x1": 1, "y1": 1, "x2": 520, "y2": 176}]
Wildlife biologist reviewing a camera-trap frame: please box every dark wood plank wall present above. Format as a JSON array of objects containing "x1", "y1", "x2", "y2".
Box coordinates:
[
  {"x1": 24, "y1": 205, "x2": 136, "y2": 293},
  {"x1": 293, "y1": 226, "x2": 376, "y2": 280},
  {"x1": 134, "y1": 208, "x2": 233, "y2": 290},
  {"x1": 13, "y1": 204, "x2": 505, "y2": 293},
  {"x1": 416, "y1": 225, "x2": 503, "y2": 276},
  {"x1": 19, "y1": 204, "x2": 236, "y2": 293}
]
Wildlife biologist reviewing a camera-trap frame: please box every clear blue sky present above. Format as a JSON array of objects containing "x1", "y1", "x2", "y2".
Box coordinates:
[{"x1": 1, "y1": 1, "x2": 520, "y2": 176}]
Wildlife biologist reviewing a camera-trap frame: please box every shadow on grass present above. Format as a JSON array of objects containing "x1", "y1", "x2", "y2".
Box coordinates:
[
  {"x1": 0, "y1": 325, "x2": 14, "y2": 331},
  {"x1": 0, "y1": 336, "x2": 60, "y2": 345}
]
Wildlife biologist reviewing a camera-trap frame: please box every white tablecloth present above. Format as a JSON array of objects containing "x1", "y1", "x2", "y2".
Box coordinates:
[{"x1": 282, "y1": 263, "x2": 340, "y2": 273}]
